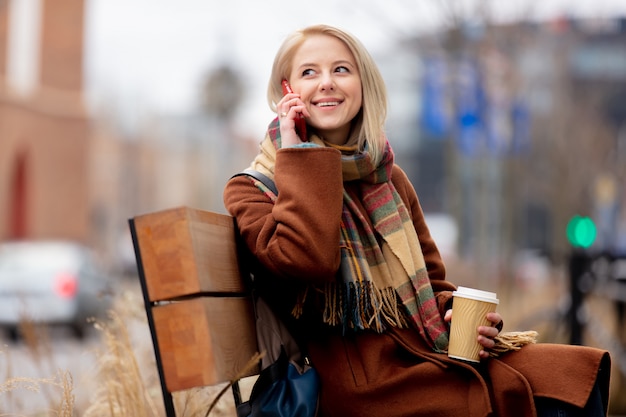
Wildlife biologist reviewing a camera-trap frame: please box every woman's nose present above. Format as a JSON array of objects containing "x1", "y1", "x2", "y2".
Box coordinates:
[{"x1": 319, "y1": 74, "x2": 334, "y2": 91}]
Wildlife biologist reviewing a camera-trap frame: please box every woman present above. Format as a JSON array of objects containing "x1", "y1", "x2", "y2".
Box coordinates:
[{"x1": 224, "y1": 24, "x2": 611, "y2": 417}]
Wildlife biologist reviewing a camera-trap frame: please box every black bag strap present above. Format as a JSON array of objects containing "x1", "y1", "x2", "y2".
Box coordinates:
[
  {"x1": 248, "y1": 348, "x2": 290, "y2": 401},
  {"x1": 235, "y1": 349, "x2": 287, "y2": 417},
  {"x1": 230, "y1": 169, "x2": 319, "y2": 417},
  {"x1": 231, "y1": 168, "x2": 278, "y2": 196}
]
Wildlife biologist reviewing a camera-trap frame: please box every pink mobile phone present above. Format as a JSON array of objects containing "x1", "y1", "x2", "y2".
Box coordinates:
[{"x1": 281, "y1": 79, "x2": 307, "y2": 141}]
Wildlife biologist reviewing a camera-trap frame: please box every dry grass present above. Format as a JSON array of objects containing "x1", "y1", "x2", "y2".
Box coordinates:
[
  {"x1": 0, "y1": 318, "x2": 75, "y2": 415},
  {"x1": 83, "y1": 310, "x2": 160, "y2": 417},
  {"x1": 0, "y1": 369, "x2": 75, "y2": 416}
]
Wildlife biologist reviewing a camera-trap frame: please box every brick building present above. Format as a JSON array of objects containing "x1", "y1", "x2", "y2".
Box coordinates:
[{"x1": 0, "y1": 0, "x2": 90, "y2": 242}]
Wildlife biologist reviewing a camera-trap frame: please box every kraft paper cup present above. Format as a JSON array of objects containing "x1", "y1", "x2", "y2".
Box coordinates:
[{"x1": 447, "y1": 286, "x2": 499, "y2": 363}]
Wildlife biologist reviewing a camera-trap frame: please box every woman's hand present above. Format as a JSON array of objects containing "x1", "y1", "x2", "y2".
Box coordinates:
[
  {"x1": 277, "y1": 91, "x2": 310, "y2": 147},
  {"x1": 444, "y1": 310, "x2": 503, "y2": 360}
]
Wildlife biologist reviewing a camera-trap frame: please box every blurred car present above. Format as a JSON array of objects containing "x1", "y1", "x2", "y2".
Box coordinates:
[{"x1": 0, "y1": 240, "x2": 112, "y2": 339}]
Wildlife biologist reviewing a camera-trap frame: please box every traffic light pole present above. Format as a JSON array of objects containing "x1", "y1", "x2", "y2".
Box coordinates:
[{"x1": 567, "y1": 250, "x2": 589, "y2": 345}]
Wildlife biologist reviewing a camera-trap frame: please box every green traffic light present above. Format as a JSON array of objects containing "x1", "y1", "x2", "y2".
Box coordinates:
[{"x1": 566, "y1": 215, "x2": 597, "y2": 248}]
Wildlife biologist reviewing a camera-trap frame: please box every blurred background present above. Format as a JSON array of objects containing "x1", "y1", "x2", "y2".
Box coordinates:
[{"x1": 2, "y1": 0, "x2": 626, "y2": 413}]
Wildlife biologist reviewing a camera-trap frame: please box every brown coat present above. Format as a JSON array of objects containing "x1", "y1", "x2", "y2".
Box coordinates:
[{"x1": 224, "y1": 146, "x2": 611, "y2": 417}]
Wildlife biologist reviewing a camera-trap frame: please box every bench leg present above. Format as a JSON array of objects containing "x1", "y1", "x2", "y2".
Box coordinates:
[{"x1": 129, "y1": 218, "x2": 177, "y2": 417}]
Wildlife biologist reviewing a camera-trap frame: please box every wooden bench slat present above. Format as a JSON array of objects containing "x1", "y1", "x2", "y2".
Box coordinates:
[
  {"x1": 133, "y1": 207, "x2": 246, "y2": 301},
  {"x1": 153, "y1": 297, "x2": 259, "y2": 391}
]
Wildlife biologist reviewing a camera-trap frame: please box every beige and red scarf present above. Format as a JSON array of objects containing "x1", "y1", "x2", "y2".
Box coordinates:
[{"x1": 247, "y1": 119, "x2": 449, "y2": 352}]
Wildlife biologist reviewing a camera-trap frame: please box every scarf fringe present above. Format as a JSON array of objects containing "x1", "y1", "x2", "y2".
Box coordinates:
[
  {"x1": 489, "y1": 331, "x2": 538, "y2": 357},
  {"x1": 293, "y1": 281, "x2": 409, "y2": 333}
]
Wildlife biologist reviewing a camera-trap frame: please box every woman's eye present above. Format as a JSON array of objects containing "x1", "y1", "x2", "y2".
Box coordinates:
[
  {"x1": 302, "y1": 68, "x2": 315, "y2": 77},
  {"x1": 335, "y1": 66, "x2": 349, "y2": 73}
]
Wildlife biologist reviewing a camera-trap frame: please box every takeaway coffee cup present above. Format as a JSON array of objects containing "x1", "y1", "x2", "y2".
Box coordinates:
[{"x1": 447, "y1": 286, "x2": 499, "y2": 363}]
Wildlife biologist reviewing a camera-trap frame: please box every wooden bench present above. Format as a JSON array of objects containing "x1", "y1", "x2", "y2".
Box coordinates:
[{"x1": 128, "y1": 206, "x2": 260, "y2": 416}]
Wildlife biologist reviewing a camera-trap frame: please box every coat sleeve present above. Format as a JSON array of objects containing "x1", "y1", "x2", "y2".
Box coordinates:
[
  {"x1": 224, "y1": 147, "x2": 344, "y2": 283},
  {"x1": 391, "y1": 166, "x2": 457, "y2": 311}
]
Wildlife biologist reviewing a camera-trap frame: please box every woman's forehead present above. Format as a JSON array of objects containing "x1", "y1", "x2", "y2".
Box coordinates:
[{"x1": 293, "y1": 34, "x2": 355, "y2": 64}]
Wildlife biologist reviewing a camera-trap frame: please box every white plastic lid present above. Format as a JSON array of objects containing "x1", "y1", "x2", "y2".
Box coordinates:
[{"x1": 452, "y1": 286, "x2": 499, "y2": 304}]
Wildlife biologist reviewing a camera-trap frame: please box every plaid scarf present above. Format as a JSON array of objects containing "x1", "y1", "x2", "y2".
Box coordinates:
[{"x1": 248, "y1": 118, "x2": 449, "y2": 352}]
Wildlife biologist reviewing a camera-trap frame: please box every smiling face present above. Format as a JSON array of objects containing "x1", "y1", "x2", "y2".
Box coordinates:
[{"x1": 288, "y1": 34, "x2": 362, "y2": 146}]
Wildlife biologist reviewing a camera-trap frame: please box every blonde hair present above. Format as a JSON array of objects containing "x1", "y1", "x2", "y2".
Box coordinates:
[{"x1": 267, "y1": 24, "x2": 388, "y2": 165}]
